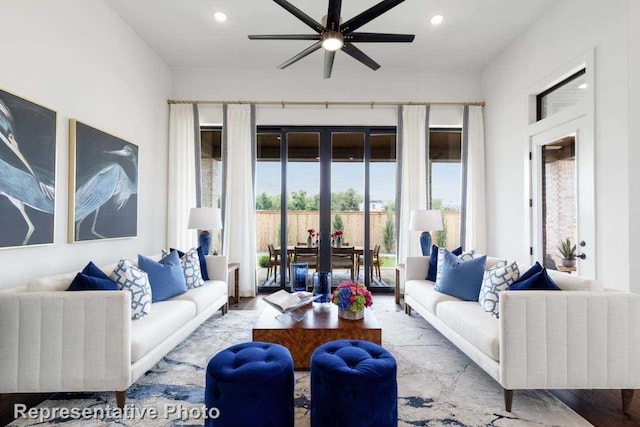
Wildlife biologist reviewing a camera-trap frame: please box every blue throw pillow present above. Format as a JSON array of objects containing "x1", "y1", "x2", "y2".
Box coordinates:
[
  {"x1": 67, "y1": 273, "x2": 119, "y2": 291},
  {"x1": 197, "y1": 246, "x2": 209, "y2": 281},
  {"x1": 426, "y1": 246, "x2": 462, "y2": 281},
  {"x1": 512, "y1": 261, "x2": 543, "y2": 284},
  {"x1": 138, "y1": 251, "x2": 188, "y2": 302},
  {"x1": 509, "y1": 266, "x2": 561, "y2": 290},
  {"x1": 435, "y1": 250, "x2": 487, "y2": 301},
  {"x1": 82, "y1": 261, "x2": 112, "y2": 281}
]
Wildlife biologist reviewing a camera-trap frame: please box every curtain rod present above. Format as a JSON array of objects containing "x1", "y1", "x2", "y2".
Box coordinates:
[{"x1": 166, "y1": 99, "x2": 485, "y2": 107}]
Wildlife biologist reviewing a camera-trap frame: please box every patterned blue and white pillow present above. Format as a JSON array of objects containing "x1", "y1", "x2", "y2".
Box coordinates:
[
  {"x1": 478, "y1": 261, "x2": 520, "y2": 318},
  {"x1": 110, "y1": 259, "x2": 152, "y2": 320},
  {"x1": 162, "y1": 248, "x2": 205, "y2": 289}
]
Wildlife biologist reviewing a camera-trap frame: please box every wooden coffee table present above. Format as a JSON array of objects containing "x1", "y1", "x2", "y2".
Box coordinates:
[{"x1": 252, "y1": 303, "x2": 381, "y2": 370}]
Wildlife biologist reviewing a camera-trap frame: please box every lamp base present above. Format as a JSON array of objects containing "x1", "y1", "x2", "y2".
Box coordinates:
[
  {"x1": 419, "y1": 231, "x2": 432, "y2": 256},
  {"x1": 199, "y1": 230, "x2": 211, "y2": 255}
]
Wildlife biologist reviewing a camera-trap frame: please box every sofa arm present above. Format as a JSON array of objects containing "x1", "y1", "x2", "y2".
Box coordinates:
[
  {"x1": 0, "y1": 291, "x2": 131, "y2": 393},
  {"x1": 205, "y1": 255, "x2": 228, "y2": 283},
  {"x1": 499, "y1": 290, "x2": 640, "y2": 390},
  {"x1": 406, "y1": 257, "x2": 429, "y2": 281}
]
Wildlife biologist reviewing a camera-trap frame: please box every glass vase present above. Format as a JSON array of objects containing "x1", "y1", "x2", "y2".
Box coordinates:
[{"x1": 312, "y1": 271, "x2": 331, "y2": 304}]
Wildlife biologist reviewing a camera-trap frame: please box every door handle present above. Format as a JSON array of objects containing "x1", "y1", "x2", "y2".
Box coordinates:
[{"x1": 577, "y1": 253, "x2": 587, "y2": 260}]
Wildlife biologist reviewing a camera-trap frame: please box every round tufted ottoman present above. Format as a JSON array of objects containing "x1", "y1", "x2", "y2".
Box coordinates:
[
  {"x1": 205, "y1": 341, "x2": 294, "y2": 427},
  {"x1": 310, "y1": 339, "x2": 397, "y2": 427}
]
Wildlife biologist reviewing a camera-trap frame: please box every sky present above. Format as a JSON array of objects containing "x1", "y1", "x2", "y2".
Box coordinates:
[{"x1": 255, "y1": 161, "x2": 462, "y2": 209}]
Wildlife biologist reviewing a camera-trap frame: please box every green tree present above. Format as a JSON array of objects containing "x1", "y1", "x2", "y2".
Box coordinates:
[
  {"x1": 332, "y1": 213, "x2": 344, "y2": 232},
  {"x1": 288, "y1": 190, "x2": 309, "y2": 210},
  {"x1": 332, "y1": 188, "x2": 363, "y2": 211},
  {"x1": 383, "y1": 200, "x2": 396, "y2": 212},
  {"x1": 256, "y1": 192, "x2": 279, "y2": 210},
  {"x1": 383, "y1": 212, "x2": 395, "y2": 253},
  {"x1": 436, "y1": 221, "x2": 448, "y2": 248}
]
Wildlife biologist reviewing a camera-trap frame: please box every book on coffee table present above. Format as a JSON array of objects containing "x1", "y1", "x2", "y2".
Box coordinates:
[{"x1": 263, "y1": 289, "x2": 319, "y2": 312}]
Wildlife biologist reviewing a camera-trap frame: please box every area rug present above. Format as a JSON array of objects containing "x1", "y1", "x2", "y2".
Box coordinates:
[{"x1": 6, "y1": 298, "x2": 589, "y2": 427}]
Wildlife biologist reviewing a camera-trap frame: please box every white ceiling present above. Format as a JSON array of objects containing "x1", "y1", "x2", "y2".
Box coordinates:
[{"x1": 105, "y1": 0, "x2": 555, "y2": 74}]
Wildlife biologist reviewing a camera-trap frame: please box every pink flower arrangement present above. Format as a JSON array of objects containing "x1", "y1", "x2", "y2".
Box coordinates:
[
  {"x1": 307, "y1": 229, "x2": 316, "y2": 237},
  {"x1": 330, "y1": 230, "x2": 343, "y2": 239},
  {"x1": 332, "y1": 282, "x2": 373, "y2": 313}
]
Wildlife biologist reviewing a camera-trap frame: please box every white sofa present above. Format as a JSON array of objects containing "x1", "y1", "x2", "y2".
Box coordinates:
[
  {"x1": 0, "y1": 254, "x2": 228, "y2": 407},
  {"x1": 404, "y1": 256, "x2": 640, "y2": 412}
]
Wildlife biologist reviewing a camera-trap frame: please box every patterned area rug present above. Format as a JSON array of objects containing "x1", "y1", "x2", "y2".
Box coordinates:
[{"x1": 7, "y1": 298, "x2": 589, "y2": 427}]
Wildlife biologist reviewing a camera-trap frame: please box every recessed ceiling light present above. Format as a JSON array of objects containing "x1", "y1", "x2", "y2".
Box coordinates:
[
  {"x1": 578, "y1": 83, "x2": 588, "y2": 89},
  {"x1": 430, "y1": 15, "x2": 444, "y2": 25},
  {"x1": 214, "y1": 11, "x2": 227, "y2": 22}
]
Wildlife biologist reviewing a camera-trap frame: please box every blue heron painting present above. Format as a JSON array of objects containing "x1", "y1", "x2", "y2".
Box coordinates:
[
  {"x1": 70, "y1": 120, "x2": 138, "y2": 241},
  {"x1": 0, "y1": 91, "x2": 56, "y2": 248}
]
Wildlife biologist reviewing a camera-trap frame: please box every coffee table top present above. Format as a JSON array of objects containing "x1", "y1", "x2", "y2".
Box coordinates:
[{"x1": 254, "y1": 303, "x2": 380, "y2": 331}]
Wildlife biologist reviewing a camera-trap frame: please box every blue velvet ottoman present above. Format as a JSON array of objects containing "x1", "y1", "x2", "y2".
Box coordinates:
[
  {"x1": 310, "y1": 339, "x2": 397, "y2": 427},
  {"x1": 205, "y1": 341, "x2": 294, "y2": 427}
]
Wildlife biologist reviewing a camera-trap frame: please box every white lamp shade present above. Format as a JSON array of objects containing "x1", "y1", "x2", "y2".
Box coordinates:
[
  {"x1": 409, "y1": 210, "x2": 443, "y2": 232},
  {"x1": 188, "y1": 207, "x2": 222, "y2": 230}
]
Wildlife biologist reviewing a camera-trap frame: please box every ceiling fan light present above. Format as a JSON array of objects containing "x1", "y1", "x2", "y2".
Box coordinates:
[{"x1": 321, "y1": 31, "x2": 344, "y2": 51}]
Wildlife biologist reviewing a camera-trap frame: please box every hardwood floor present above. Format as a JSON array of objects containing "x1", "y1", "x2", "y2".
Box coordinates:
[{"x1": 1, "y1": 295, "x2": 638, "y2": 426}]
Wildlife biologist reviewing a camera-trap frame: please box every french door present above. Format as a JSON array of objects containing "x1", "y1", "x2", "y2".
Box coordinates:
[
  {"x1": 530, "y1": 116, "x2": 595, "y2": 277},
  {"x1": 257, "y1": 126, "x2": 396, "y2": 291}
]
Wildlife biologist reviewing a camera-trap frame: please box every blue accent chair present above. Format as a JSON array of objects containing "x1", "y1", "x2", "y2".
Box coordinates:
[
  {"x1": 205, "y1": 341, "x2": 294, "y2": 427},
  {"x1": 310, "y1": 339, "x2": 397, "y2": 427}
]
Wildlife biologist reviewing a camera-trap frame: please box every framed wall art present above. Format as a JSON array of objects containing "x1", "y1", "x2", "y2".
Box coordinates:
[
  {"x1": 69, "y1": 119, "x2": 138, "y2": 242},
  {"x1": 0, "y1": 89, "x2": 56, "y2": 249}
]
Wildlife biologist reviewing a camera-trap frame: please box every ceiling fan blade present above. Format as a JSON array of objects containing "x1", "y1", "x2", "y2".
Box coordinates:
[
  {"x1": 323, "y1": 50, "x2": 336, "y2": 79},
  {"x1": 273, "y1": 0, "x2": 324, "y2": 33},
  {"x1": 326, "y1": 0, "x2": 343, "y2": 31},
  {"x1": 341, "y1": 43, "x2": 381, "y2": 71},
  {"x1": 249, "y1": 34, "x2": 321, "y2": 40},
  {"x1": 278, "y1": 41, "x2": 322, "y2": 69},
  {"x1": 346, "y1": 32, "x2": 415, "y2": 43},
  {"x1": 340, "y1": 0, "x2": 407, "y2": 34}
]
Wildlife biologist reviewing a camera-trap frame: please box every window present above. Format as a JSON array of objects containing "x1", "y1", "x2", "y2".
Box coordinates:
[{"x1": 536, "y1": 69, "x2": 587, "y2": 121}]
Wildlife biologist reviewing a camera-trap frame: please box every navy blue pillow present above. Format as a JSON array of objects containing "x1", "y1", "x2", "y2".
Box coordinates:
[
  {"x1": 426, "y1": 246, "x2": 462, "y2": 281},
  {"x1": 67, "y1": 273, "x2": 119, "y2": 291},
  {"x1": 81, "y1": 261, "x2": 112, "y2": 281},
  {"x1": 435, "y1": 250, "x2": 487, "y2": 301},
  {"x1": 512, "y1": 261, "x2": 543, "y2": 284},
  {"x1": 197, "y1": 246, "x2": 209, "y2": 281},
  {"x1": 170, "y1": 247, "x2": 186, "y2": 258},
  {"x1": 509, "y1": 267, "x2": 561, "y2": 290},
  {"x1": 138, "y1": 251, "x2": 188, "y2": 302}
]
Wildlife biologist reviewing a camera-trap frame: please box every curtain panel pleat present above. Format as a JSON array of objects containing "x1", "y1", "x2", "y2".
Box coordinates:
[
  {"x1": 397, "y1": 105, "x2": 429, "y2": 264},
  {"x1": 167, "y1": 104, "x2": 198, "y2": 250},
  {"x1": 222, "y1": 104, "x2": 257, "y2": 298},
  {"x1": 463, "y1": 105, "x2": 487, "y2": 253}
]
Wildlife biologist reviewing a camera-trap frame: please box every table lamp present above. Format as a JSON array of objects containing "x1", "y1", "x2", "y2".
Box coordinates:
[
  {"x1": 188, "y1": 207, "x2": 223, "y2": 255},
  {"x1": 409, "y1": 210, "x2": 443, "y2": 256}
]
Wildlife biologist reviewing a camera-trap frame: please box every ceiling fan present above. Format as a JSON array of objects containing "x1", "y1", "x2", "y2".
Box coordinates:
[{"x1": 248, "y1": 0, "x2": 415, "y2": 79}]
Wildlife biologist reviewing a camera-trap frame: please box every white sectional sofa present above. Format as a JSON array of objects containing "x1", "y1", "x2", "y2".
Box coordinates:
[
  {"x1": 404, "y1": 256, "x2": 640, "y2": 412},
  {"x1": 0, "y1": 254, "x2": 228, "y2": 407}
]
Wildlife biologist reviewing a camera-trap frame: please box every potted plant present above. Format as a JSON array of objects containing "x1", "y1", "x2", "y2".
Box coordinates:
[
  {"x1": 557, "y1": 238, "x2": 577, "y2": 267},
  {"x1": 332, "y1": 282, "x2": 373, "y2": 320}
]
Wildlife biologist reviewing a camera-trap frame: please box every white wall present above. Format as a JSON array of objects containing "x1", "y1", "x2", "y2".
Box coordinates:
[
  {"x1": 0, "y1": 0, "x2": 171, "y2": 289},
  {"x1": 482, "y1": 0, "x2": 631, "y2": 289},
  {"x1": 174, "y1": 67, "x2": 480, "y2": 127},
  {"x1": 629, "y1": 0, "x2": 640, "y2": 293}
]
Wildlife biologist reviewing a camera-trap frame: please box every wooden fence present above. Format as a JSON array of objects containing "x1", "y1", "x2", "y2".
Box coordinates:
[{"x1": 255, "y1": 210, "x2": 460, "y2": 253}]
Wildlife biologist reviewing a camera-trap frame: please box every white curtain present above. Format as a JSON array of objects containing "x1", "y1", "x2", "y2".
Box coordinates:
[
  {"x1": 223, "y1": 104, "x2": 257, "y2": 297},
  {"x1": 464, "y1": 105, "x2": 487, "y2": 253},
  {"x1": 167, "y1": 104, "x2": 198, "y2": 250},
  {"x1": 398, "y1": 105, "x2": 428, "y2": 264}
]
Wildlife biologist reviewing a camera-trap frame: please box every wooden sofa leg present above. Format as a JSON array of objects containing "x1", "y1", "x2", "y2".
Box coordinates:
[
  {"x1": 622, "y1": 389, "x2": 634, "y2": 414},
  {"x1": 405, "y1": 304, "x2": 412, "y2": 316},
  {"x1": 115, "y1": 390, "x2": 127, "y2": 409},
  {"x1": 503, "y1": 389, "x2": 514, "y2": 412}
]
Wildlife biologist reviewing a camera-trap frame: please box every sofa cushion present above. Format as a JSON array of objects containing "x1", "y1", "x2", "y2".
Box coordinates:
[
  {"x1": 437, "y1": 301, "x2": 500, "y2": 361},
  {"x1": 67, "y1": 273, "x2": 119, "y2": 292},
  {"x1": 435, "y1": 251, "x2": 487, "y2": 301},
  {"x1": 405, "y1": 280, "x2": 462, "y2": 315},
  {"x1": 510, "y1": 263, "x2": 560, "y2": 290},
  {"x1": 165, "y1": 248, "x2": 206, "y2": 289},
  {"x1": 130, "y1": 300, "x2": 196, "y2": 363},
  {"x1": 139, "y1": 251, "x2": 188, "y2": 302},
  {"x1": 111, "y1": 259, "x2": 152, "y2": 320},
  {"x1": 170, "y1": 280, "x2": 226, "y2": 314}
]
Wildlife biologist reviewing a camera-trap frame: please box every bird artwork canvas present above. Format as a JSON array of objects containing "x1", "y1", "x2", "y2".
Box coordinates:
[
  {"x1": 69, "y1": 119, "x2": 138, "y2": 242},
  {"x1": 0, "y1": 89, "x2": 56, "y2": 249}
]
